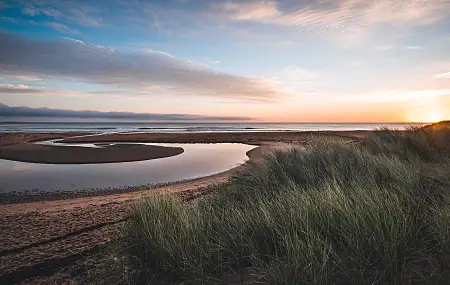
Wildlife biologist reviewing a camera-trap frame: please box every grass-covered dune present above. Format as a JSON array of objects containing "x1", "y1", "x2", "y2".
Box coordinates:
[{"x1": 102, "y1": 125, "x2": 450, "y2": 284}]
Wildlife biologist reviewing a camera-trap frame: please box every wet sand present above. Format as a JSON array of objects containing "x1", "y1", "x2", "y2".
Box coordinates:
[
  {"x1": 0, "y1": 132, "x2": 89, "y2": 147},
  {"x1": 0, "y1": 143, "x2": 183, "y2": 164}
]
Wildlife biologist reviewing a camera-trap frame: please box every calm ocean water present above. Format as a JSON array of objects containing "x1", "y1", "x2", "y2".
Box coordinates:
[{"x1": 0, "y1": 122, "x2": 426, "y2": 133}]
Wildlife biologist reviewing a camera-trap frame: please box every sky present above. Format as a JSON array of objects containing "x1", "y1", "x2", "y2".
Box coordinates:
[{"x1": 1, "y1": 0, "x2": 450, "y2": 123}]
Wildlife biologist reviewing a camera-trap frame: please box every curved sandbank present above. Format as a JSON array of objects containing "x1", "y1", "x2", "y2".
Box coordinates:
[
  {"x1": 0, "y1": 143, "x2": 184, "y2": 164},
  {"x1": 58, "y1": 130, "x2": 367, "y2": 144},
  {"x1": 0, "y1": 132, "x2": 90, "y2": 147}
]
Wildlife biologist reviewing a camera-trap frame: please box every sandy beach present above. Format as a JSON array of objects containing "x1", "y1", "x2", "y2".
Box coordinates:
[
  {"x1": 59, "y1": 130, "x2": 369, "y2": 144},
  {"x1": 0, "y1": 131, "x2": 363, "y2": 284}
]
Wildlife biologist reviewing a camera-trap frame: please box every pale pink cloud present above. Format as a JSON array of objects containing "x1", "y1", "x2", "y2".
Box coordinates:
[
  {"x1": 16, "y1": 75, "x2": 42, "y2": 82},
  {"x1": 435, "y1": 72, "x2": 450, "y2": 79},
  {"x1": 213, "y1": 0, "x2": 449, "y2": 41},
  {"x1": 0, "y1": 83, "x2": 30, "y2": 90},
  {"x1": 216, "y1": 1, "x2": 279, "y2": 20}
]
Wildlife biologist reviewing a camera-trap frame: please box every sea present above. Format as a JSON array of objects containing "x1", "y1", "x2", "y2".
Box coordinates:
[{"x1": 0, "y1": 122, "x2": 427, "y2": 133}]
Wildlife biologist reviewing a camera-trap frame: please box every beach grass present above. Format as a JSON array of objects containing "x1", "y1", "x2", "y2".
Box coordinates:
[{"x1": 101, "y1": 125, "x2": 450, "y2": 284}]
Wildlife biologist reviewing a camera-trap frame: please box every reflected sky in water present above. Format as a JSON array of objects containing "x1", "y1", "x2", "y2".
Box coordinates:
[{"x1": 0, "y1": 143, "x2": 255, "y2": 193}]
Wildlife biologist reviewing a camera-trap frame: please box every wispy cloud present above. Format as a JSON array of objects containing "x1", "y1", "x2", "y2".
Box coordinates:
[
  {"x1": 20, "y1": 3, "x2": 102, "y2": 27},
  {"x1": 0, "y1": 84, "x2": 86, "y2": 97},
  {"x1": 201, "y1": 57, "x2": 220, "y2": 65},
  {"x1": 336, "y1": 89, "x2": 450, "y2": 103},
  {"x1": 215, "y1": 1, "x2": 279, "y2": 21},
  {"x1": 46, "y1": 22, "x2": 80, "y2": 34},
  {"x1": 0, "y1": 103, "x2": 251, "y2": 121},
  {"x1": 216, "y1": 0, "x2": 447, "y2": 28},
  {"x1": 0, "y1": 83, "x2": 41, "y2": 94},
  {"x1": 0, "y1": 31, "x2": 286, "y2": 102},
  {"x1": 212, "y1": 0, "x2": 449, "y2": 41},
  {"x1": 143, "y1": 48, "x2": 175, "y2": 58},
  {"x1": 273, "y1": 66, "x2": 317, "y2": 83},
  {"x1": 69, "y1": 8, "x2": 103, "y2": 27},
  {"x1": 15, "y1": 75, "x2": 42, "y2": 82},
  {"x1": 435, "y1": 72, "x2": 450, "y2": 79},
  {"x1": 373, "y1": 45, "x2": 395, "y2": 52},
  {"x1": 406, "y1": 46, "x2": 422, "y2": 50},
  {"x1": 22, "y1": 7, "x2": 61, "y2": 18}
]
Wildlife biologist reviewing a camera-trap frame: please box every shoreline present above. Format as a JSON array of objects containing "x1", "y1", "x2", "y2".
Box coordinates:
[
  {"x1": 0, "y1": 131, "x2": 362, "y2": 283},
  {"x1": 0, "y1": 131, "x2": 364, "y2": 206}
]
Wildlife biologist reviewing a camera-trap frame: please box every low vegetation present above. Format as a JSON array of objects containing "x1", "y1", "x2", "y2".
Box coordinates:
[{"x1": 101, "y1": 124, "x2": 450, "y2": 284}]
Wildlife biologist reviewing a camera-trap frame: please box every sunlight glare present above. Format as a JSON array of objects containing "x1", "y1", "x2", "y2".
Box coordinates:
[{"x1": 425, "y1": 111, "x2": 444, "y2": 123}]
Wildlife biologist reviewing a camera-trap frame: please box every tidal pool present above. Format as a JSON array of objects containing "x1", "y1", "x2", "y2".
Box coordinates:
[{"x1": 0, "y1": 143, "x2": 256, "y2": 193}]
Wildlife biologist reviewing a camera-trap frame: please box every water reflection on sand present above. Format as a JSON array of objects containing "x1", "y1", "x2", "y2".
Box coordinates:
[{"x1": 0, "y1": 143, "x2": 256, "y2": 193}]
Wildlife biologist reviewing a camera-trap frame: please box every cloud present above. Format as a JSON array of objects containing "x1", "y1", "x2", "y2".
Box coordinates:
[
  {"x1": 373, "y1": 45, "x2": 395, "y2": 52},
  {"x1": 273, "y1": 66, "x2": 317, "y2": 82},
  {"x1": 0, "y1": 31, "x2": 286, "y2": 102},
  {"x1": 22, "y1": 7, "x2": 61, "y2": 18},
  {"x1": 204, "y1": 58, "x2": 220, "y2": 65},
  {"x1": 0, "y1": 83, "x2": 30, "y2": 89},
  {"x1": 0, "y1": 83, "x2": 41, "y2": 94},
  {"x1": 47, "y1": 22, "x2": 80, "y2": 34},
  {"x1": 15, "y1": 75, "x2": 42, "y2": 81},
  {"x1": 143, "y1": 48, "x2": 175, "y2": 58},
  {"x1": 0, "y1": 83, "x2": 93, "y2": 97},
  {"x1": 406, "y1": 46, "x2": 422, "y2": 50},
  {"x1": 216, "y1": 1, "x2": 279, "y2": 21},
  {"x1": 69, "y1": 8, "x2": 103, "y2": 27},
  {"x1": 435, "y1": 72, "x2": 450, "y2": 79},
  {"x1": 0, "y1": 103, "x2": 251, "y2": 121},
  {"x1": 335, "y1": 89, "x2": 450, "y2": 103},
  {"x1": 21, "y1": 3, "x2": 102, "y2": 27},
  {"x1": 212, "y1": 0, "x2": 448, "y2": 39},
  {"x1": 222, "y1": 0, "x2": 447, "y2": 27},
  {"x1": 270, "y1": 66, "x2": 320, "y2": 95}
]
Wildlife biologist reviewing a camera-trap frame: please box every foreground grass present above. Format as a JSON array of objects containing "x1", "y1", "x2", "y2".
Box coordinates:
[{"x1": 101, "y1": 125, "x2": 450, "y2": 284}]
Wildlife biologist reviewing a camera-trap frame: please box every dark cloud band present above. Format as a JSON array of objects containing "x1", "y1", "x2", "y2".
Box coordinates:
[{"x1": 0, "y1": 103, "x2": 251, "y2": 121}]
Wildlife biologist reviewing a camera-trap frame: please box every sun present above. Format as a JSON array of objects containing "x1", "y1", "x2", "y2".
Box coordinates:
[
  {"x1": 425, "y1": 111, "x2": 445, "y2": 123},
  {"x1": 406, "y1": 108, "x2": 447, "y2": 123}
]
